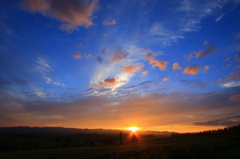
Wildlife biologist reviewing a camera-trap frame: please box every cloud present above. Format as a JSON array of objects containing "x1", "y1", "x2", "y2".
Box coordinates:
[
  {"x1": 101, "y1": 48, "x2": 108, "y2": 54},
  {"x1": 150, "y1": 60, "x2": 168, "y2": 71},
  {"x1": 53, "y1": 82, "x2": 65, "y2": 86},
  {"x1": 204, "y1": 41, "x2": 208, "y2": 45},
  {"x1": 96, "y1": 56, "x2": 104, "y2": 63},
  {"x1": 215, "y1": 13, "x2": 225, "y2": 22},
  {"x1": 36, "y1": 57, "x2": 53, "y2": 73},
  {"x1": 21, "y1": 0, "x2": 99, "y2": 32},
  {"x1": 223, "y1": 64, "x2": 232, "y2": 70},
  {"x1": 179, "y1": 79, "x2": 207, "y2": 88},
  {"x1": 197, "y1": 44, "x2": 217, "y2": 58},
  {"x1": 149, "y1": 23, "x2": 184, "y2": 46},
  {"x1": 229, "y1": 94, "x2": 240, "y2": 102},
  {"x1": 145, "y1": 52, "x2": 157, "y2": 61},
  {"x1": 185, "y1": 43, "x2": 217, "y2": 61},
  {"x1": 98, "y1": 82, "x2": 105, "y2": 87},
  {"x1": 75, "y1": 43, "x2": 83, "y2": 48},
  {"x1": 84, "y1": 54, "x2": 92, "y2": 59},
  {"x1": 183, "y1": 65, "x2": 201, "y2": 75},
  {"x1": 103, "y1": 34, "x2": 107, "y2": 37},
  {"x1": 226, "y1": 75, "x2": 240, "y2": 83},
  {"x1": 204, "y1": 65, "x2": 209, "y2": 73},
  {"x1": 33, "y1": 88, "x2": 45, "y2": 97},
  {"x1": 104, "y1": 77, "x2": 116, "y2": 86},
  {"x1": 235, "y1": 54, "x2": 240, "y2": 62},
  {"x1": 224, "y1": 57, "x2": 230, "y2": 62},
  {"x1": 235, "y1": 33, "x2": 240, "y2": 39},
  {"x1": 74, "y1": 52, "x2": 82, "y2": 59},
  {"x1": 172, "y1": 62, "x2": 182, "y2": 71},
  {"x1": 141, "y1": 71, "x2": 148, "y2": 77},
  {"x1": 120, "y1": 64, "x2": 144, "y2": 74},
  {"x1": 163, "y1": 77, "x2": 170, "y2": 82},
  {"x1": 222, "y1": 81, "x2": 240, "y2": 88},
  {"x1": 89, "y1": 84, "x2": 97, "y2": 88},
  {"x1": 103, "y1": 18, "x2": 116, "y2": 26},
  {"x1": 193, "y1": 116, "x2": 240, "y2": 126},
  {"x1": 110, "y1": 53, "x2": 127, "y2": 63},
  {"x1": 46, "y1": 77, "x2": 52, "y2": 83}
]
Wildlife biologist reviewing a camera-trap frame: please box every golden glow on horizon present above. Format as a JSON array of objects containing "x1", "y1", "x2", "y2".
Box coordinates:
[{"x1": 129, "y1": 127, "x2": 138, "y2": 132}]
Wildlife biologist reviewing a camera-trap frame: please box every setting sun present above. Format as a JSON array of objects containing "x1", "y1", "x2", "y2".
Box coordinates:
[{"x1": 129, "y1": 127, "x2": 138, "y2": 132}]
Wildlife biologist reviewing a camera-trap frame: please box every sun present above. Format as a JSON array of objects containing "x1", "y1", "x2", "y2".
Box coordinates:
[{"x1": 129, "y1": 127, "x2": 138, "y2": 132}]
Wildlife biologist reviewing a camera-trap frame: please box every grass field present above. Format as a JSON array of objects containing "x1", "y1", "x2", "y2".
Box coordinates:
[{"x1": 0, "y1": 134, "x2": 239, "y2": 159}]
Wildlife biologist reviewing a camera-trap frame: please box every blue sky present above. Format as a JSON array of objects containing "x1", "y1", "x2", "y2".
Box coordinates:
[{"x1": 0, "y1": 0, "x2": 240, "y2": 132}]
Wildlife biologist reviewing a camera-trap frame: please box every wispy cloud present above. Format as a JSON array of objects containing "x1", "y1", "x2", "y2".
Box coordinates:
[
  {"x1": 193, "y1": 116, "x2": 240, "y2": 126},
  {"x1": 215, "y1": 13, "x2": 225, "y2": 22},
  {"x1": 103, "y1": 18, "x2": 116, "y2": 26},
  {"x1": 36, "y1": 57, "x2": 53, "y2": 73},
  {"x1": 222, "y1": 81, "x2": 240, "y2": 87}
]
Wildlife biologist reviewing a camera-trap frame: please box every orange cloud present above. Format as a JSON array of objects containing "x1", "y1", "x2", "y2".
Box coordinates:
[
  {"x1": 141, "y1": 70, "x2": 148, "y2": 77},
  {"x1": 236, "y1": 33, "x2": 240, "y2": 39},
  {"x1": 204, "y1": 66, "x2": 209, "y2": 70},
  {"x1": 150, "y1": 60, "x2": 168, "y2": 71},
  {"x1": 145, "y1": 52, "x2": 156, "y2": 61},
  {"x1": 185, "y1": 43, "x2": 217, "y2": 61},
  {"x1": 204, "y1": 41, "x2": 208, "y2": 45},
  {"x1": 172, "y1": 62, "x2": 182, "y2": 71},
  {"x1": 90, "y1": 84, "x2": 97, "y2": 88},
  {"x1": 103, "y1": 34, "x2": 107, "y2": 37},
  {"x1": 111, "y1": 53, "x2": 127, "y2": 63},
  {"x1": 235, "y1": 54, "x2": 240, "y2": 62},
  {"x1": 21, "y1": 0, "x2": 99, "y2": 32},
  {"x1": 183, "y1": 65, "x2": 201, "y2": 75},
  {"x1": 75, "y1": 43, "x2": 83, "y2": 48},
  {"x1": 121, "y1": 64, "x2": 144, "y2": 74},
  {"x1": 236, "y1": 44, "x2": 240, "y2": 50},
  {"x1": 197, "y1": 44, "x2": 217, "y2": 58},
  {"x1": 74, "y1": 52, "x2": 82, "y2": 59},
  {"x1": 226, "y1": 75, "x2": 240, "y2": 83},
  {"x1": 104, "y1": 78, "x2": 116, "y2": 86},
  {"x1": 229, "y1": 94, "x2": 240, "y2": 102},
  {"x1": 224, "y1": 64, "x2": 232, "y2": 70},
  {"x1": 103, "y1": 18, "x2": 116, "y2": 26},
  {"x1": 84, "y1": 54, "x2": 92, "y2": 59},
  {"x1": 163, "y1": 77, "x2": 170, "y2": 82},
  {"x1": 224, "y1": 57, "x2": 230, "y2": 62},
  {"x1": 98, "y1": 78, "x2": 117, "y2": 87},
  {"x1": 98, "y1": 82, "x2": 105, "y2": 87}
]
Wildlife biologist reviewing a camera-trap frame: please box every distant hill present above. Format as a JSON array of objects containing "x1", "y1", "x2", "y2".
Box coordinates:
[{"x1": 0, "y1": 126, "x2": 176, "y2": 136}]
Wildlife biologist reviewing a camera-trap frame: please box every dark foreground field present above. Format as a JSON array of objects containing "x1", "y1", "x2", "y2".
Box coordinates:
[{"x1": 0, "y1": 133, "x2": 240, "y2": 159}]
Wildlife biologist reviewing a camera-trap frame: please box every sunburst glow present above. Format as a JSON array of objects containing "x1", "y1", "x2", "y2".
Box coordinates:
[{"x1": 129, "y1": 127, "x2": 138, "y2": 132}]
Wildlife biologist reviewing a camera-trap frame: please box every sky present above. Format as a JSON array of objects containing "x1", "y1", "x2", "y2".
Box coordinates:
[{"x1": 0, "y1": 0, "x2": 240, "y2": 133}]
